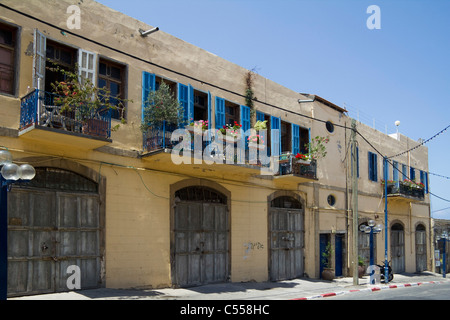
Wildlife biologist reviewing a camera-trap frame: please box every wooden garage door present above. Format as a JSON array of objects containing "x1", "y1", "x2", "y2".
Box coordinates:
[
  {"x1": 269, "y1": 196, "x2": 304, "y2": 281},
  {"x1": 172, "y1": 187, "x2": 229, "y2": 287},
  {"x1": 7, "y1": 168, "x2": 101, "y2": 297},
  {"x1": 415, "y1": 224, "x2": 427, "y2": 272},
  {"x1": 391, "y1": 223, "x2": 405, "y2": 274}
]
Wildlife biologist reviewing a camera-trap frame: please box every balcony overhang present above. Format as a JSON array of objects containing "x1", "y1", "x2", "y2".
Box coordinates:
[
  {"x1": 384, "y1": 183, "x2": 425, "y2": 203},
  {"x1": 19, "y1": 124, "x2": 112, "y2": 150},
  {"x1": 19, "y1": 89, "x2": 113, "y2": 150}
]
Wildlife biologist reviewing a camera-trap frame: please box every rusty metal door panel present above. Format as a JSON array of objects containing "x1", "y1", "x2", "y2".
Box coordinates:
[
  {"x1": 269, "y1": 208, "x2": 304, "y2": 281},
  {"x1": 415, "y1": 230, "x2": 427, "y2": 272},
  {"x1": 7, "y1": 187, "x2": 101, "y2": 297},
  {"x1": 173, "y1": 202, "x2": 229, "y2": 287}
]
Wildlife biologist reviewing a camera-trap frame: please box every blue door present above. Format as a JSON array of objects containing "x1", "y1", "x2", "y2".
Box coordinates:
[
  {"x1": 335, "y1": 234, "x2": 344, "y2": 277},
  {"x1": 319, "y1": 234, "x2": 330, "y2": 278}
]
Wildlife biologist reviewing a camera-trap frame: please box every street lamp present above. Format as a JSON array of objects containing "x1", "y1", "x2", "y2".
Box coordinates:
[
  {"x1": 360, "y1": 220, "x2": 383, "y2": 266},
  {"x1": 0, "y1": 149, "x2": 35, "y2": 300},
  {"x1": 437, "y1": 231, "x2": 449, "y2": 278}
]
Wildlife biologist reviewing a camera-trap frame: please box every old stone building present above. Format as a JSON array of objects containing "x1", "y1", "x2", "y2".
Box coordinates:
[{"x1": 0, "y1": 0, "x2": 431, "y2": 297}]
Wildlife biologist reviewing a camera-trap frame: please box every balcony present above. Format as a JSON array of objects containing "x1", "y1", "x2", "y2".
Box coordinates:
[
  {"x1": 383, "y1": 181, "x2": 425, "y2": 202},
  {"x1": 19, "y1": 90, "x2": 112, "y2": 149},
  {"x1": 141, "y1": 122, "x2": 318, "y2": 182},
  {"x1": 273, "y1": 154, "x2": 318, "y2": 183}
]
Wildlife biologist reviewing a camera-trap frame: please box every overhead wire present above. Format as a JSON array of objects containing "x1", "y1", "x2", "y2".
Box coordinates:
[
  {"x1": 387, "y1": 124, "x2": 450, "y2": 159},
  {"x1": 0, "y1": 2, "x2": 350, "y2": 131}
]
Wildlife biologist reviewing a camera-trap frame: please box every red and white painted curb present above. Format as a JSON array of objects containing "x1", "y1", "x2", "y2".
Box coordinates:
[{"x1": 291, "y1": 281, "x2": 447, "y2": 300}]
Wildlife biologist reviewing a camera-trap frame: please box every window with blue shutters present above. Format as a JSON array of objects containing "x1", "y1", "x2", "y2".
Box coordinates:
[
  {"x1": 402, "y1": 164, "x2": 408, "y2": 181},
  {"x1": 368, "y1": 151, "x2": 377, "y2": 181},
  {"x1": 410, "y1": 167, "x2": 416, "y2": 181},
  {"x1": 393, "y1": 161, "x2": 399, "y2": 186},
  {"x1": 142, "y1": 72, "x2": 155, "y2": 121},
  {"x1": 177, "y1": 83, "x2": 194, "y2": 124},
  {"x1": 240, "y1": 105, "x2": 250, "y2": 132},
  {"x1": 420, "y1": 170, "x2": 428, "y2": 193},
  {"x1": 215, "y1": 97, "x2": 225, "y2": 129},
  {"x1": 256, "y1": 111, "x2": 265, "y2": 122}
]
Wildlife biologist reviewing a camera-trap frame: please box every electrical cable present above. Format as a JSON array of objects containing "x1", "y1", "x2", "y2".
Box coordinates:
[{"x1": 387, "y1": 124, "x2": 450, "y2": 159}]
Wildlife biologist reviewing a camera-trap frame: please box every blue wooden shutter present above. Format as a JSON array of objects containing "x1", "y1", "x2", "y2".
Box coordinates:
[
  {"x1": 240, "y1": 105, "x2": 250, "y2": 132},
  {"x1": 215, "y1": 97, "x2": 225, "y2": 129},
  {"x1": 373, "y1": 153, "x2": 378, "y2": 181},
  {"x1": 271, "y1": 116, "x2": 281, "y2": 156},
  {"x1": 188, "y1": 84, "x2": 194, "y2": 123},
  {"x1": 256, "y1": 111, "x2": 265, "y2": 122},
  {"x1": 393, "y1": 161, "x2": 399, "y2": 186},
  {"x1": 292, "y1": 124, "x2": 300, "y2": 155},
  {"x1": 142, "y1": 72, "x2": 155, "y2": 121},
  {"x1": 402, "y1": 164, "x2": 407, "y2": 181},
  {"x1": 368, "y1": 151, "x2": 377, "y2": 181},
  {"x1": 410, "y1": 167, "x2": 415, "y2": 181},
  {"x1": 177, "y1": 83, "x2": 188, "y2": 124},
  {"x1": 208, "y1": 91, "x2": 212, "y2": 130},
  {"x1": 240, "y1": 105, "x2": 251, "y2": 152}
]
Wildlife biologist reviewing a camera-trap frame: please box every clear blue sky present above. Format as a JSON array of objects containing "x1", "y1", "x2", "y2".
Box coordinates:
[{"x1": 96, "y1": 0, "x2": 450, "y2": 219}]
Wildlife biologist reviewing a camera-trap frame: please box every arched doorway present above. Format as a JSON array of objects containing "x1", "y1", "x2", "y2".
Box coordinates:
[
  {"x1": 269, "y1": 195, "x2": 304, "y2": 281},
  {"x1": 391, "y1": 223, "x2": 405, "y2": 273},
  {"x1": 172, "y1": 186, "x2": 229, "y2": 287},
  {"x1": 415, "y1": 224, "x2": 427, "y2": 272},
  {"x1": 7, "y1": 167, "x2": 103, "y2": 297}
]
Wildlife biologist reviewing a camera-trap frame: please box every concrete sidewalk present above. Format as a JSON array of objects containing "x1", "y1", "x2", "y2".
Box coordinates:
[{"x1": 9, "y1": 271, "x2": 449, "y2": 300}]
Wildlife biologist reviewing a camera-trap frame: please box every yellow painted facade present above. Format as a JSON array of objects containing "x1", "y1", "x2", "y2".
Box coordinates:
[{"x1": 0, "y1": 0, "x2": 431, "y2": 294}]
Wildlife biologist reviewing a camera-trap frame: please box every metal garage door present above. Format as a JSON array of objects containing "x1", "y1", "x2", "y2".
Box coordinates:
[
  {"x1": 172, "y1": 187, "x2": 229, "y2": 287},
  {"x1": 269, "y1": 196, "x2": 304, "y2": 281},
  {"x1": 7, "y1": 168, "x2": 101, "y2": 297}
]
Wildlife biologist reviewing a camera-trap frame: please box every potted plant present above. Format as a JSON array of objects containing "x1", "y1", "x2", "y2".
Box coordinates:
[
  {"x1": 321, "y1": 241, "x2": 335, "y2": 281},
  {"x1": 358, "y1": 256, "x2": 366, "y2": 278},
  {"x1": 294, "y1": 152, "x2": 311, "y2": 164},
  {"x1": 188, "y1": 119, "x2": 208, "y2": 132},
  {"x1": 141, "y1": 80, "x2": 184, "y2": 132},
  {"x1": 253, "y1": 120, "x2": 267, "y2": 131},
  {"x1": 306, "y1": 135, "x2": 329, "y2": 160},
  {"x1": 49, "y1": 63, "x2": 129, "y2": 138},
  {"x1": 220, "y1": 122, "x2": 242, "y2": 142},
  {"x1": 140, "y1": 80, "x2": 184, "y2": 150}
]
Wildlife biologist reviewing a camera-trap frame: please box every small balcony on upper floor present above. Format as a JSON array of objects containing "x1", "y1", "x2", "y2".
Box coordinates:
[
  {"x1": 140, "y1": 121, "x2": 318, "y2": 184},
  {"x1": 383, "y1": 180, "x2": 425, "y2": 203},
  {"x1": 273, "y1": 153, "x2": 318, "y2": 184},
  {"x1": 19, "y1": 89, "x2": 112, "y2": 149}
]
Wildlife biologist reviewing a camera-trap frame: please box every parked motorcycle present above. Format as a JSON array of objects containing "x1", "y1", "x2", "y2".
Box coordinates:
[{"x1": 377, "y1": 261, "x2": 394, "y2": 283}]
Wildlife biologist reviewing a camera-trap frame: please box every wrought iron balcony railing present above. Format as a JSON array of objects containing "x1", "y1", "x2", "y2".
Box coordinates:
[
  {"x1": 20, "y1": 89, "x2": 112, "y2": 139},
  {"x1": 142, "y1": 122, "x2": 318, "y2": 180},
  {"x1": 277, "y1": 154, "x2": 317, "y2": 179},
  {"x1": 384, "y1": 182, "x2": 425, "y2": 200}
]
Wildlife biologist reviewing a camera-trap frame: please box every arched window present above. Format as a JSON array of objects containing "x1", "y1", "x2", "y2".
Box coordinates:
[
  {"x1": 270, "y1": 196, "x2": 302, "y2": 209},
  {"x1": 175, "y1": 186, "x2": 226, "y2": 204},
  {"x1": 16, "y1": 167, "x2": 98, "y2": 193}
]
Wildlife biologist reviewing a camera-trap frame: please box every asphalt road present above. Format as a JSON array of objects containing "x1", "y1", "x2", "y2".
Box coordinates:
[{"x1": 327, "y1": 281, "x2": 450, "y2": 300}]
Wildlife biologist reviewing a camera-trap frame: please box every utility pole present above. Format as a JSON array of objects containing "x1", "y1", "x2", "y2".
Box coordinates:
[{"x1": 351, "y1": 120, "x2": 359, "y2": 285}]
